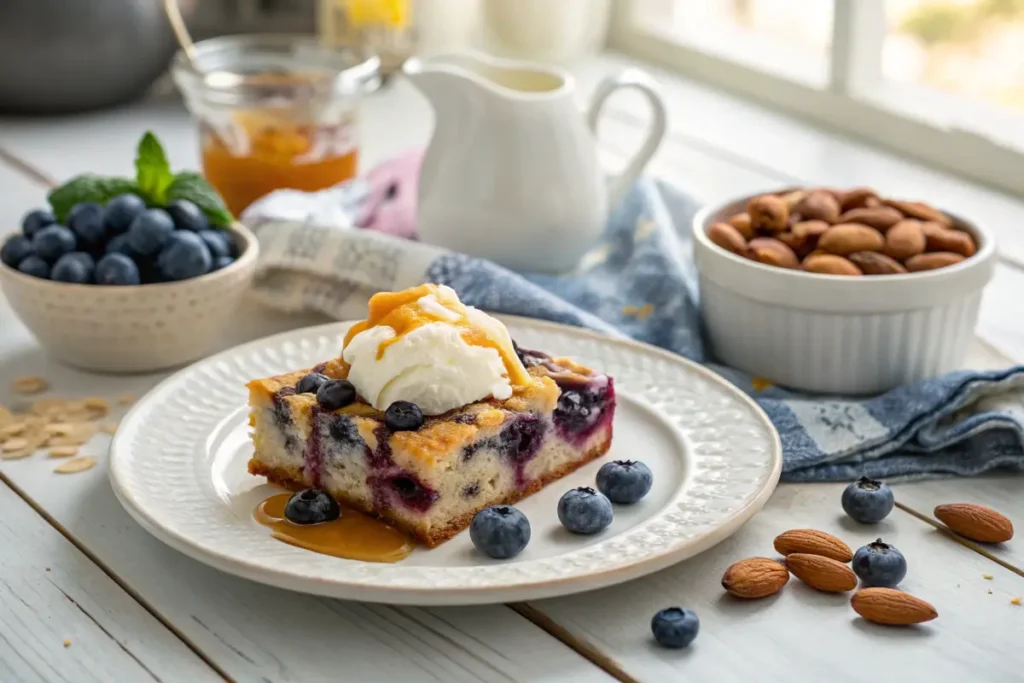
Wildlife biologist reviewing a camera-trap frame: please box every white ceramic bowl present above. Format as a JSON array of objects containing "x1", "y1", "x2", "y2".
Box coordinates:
[
  {"x1": 0, "y1": 224, "x2": 258, "y2": 373},
  {"x1": 692, "y1": 193, "x2": 997, "y2": 394}
]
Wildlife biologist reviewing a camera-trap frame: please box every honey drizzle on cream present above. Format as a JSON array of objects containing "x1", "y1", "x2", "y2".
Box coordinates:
[
  {"x1": 342, "y1": 284, "x2": 530, "y2": 387},
  {"x1": 254, "y1": 493, "x2": 413, "y2": 563}
]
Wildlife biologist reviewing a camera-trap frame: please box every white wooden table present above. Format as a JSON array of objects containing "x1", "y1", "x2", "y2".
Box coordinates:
[{"x1": 1, "y1": 53, "x2": 1022, "y2": 683}]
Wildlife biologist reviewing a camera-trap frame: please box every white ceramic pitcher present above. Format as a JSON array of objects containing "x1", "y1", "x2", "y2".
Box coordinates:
[{"x1": 404, "y1": 52, "x2": 666, "y2": 273}]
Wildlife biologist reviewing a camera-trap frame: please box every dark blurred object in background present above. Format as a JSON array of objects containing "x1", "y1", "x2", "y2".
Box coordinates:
[{"x1": 0, "y1": 0, "x2": 315, "y2": 115}]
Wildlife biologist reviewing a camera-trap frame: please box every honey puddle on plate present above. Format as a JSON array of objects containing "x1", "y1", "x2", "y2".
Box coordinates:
[{"x1": 254, "y1": 494, "x2": 413, "y2": 563}]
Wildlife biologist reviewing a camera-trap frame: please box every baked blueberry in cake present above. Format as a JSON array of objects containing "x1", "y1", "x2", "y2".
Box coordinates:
[{"x1": 247, "y1": 284, "x2": 615, "y2": 547}]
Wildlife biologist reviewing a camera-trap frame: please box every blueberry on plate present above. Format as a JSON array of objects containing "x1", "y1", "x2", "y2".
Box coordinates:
[
  {"x1": 470, "y1": 506, "x2": 531, "y2": 559},
  {"x1": 852, "y1": 539, "x2": 907, "y2": 588},
  {"x1": 103, "y1": 193, "x2": 147, "y2": 234},
  {"x1": 17, "y1": 255, "x2": 50, "y2": 279},
  {"x1": 1, "y1": 234, "x2": 34, "y2": 268},
  {"x1": 651, "y1": 607, "x2": 700, "y2": 649},
  {"x1": 296, "y1": 372, "x2": 329, "y2": 394},
  {"x1": 596, "y1": 460, "x2": 653, "y2": 504},
  {"x1": 211, "y1": 256, "x2": 234, "y2": 272},
  {"x1": 67, "y1": 202, "x2": 107, "y2": 246},
  {"x1": 127, "y1": 208, "x2": 175, "y2": 256},
  {"x1": 21, "y1": 209, "x2": 55, "y2": 238},
  {"x1": 284, "y1": 489, "x2": 341, "y2": 525},
  {"x1": 557, "y1": 487, "x2": 613, "y2": 534},
  {"x1": 95, "y1": 253, "x2": 141, "y2": 286},
  {"x1": 316, "y1": 379, "x2": 356, "y2": 411},
  {"x1": 51, "y1": 252, "x2": 95, "y2": 284},
  {"x1": 166, "y1": 198, "x2": 209, "y2": 232},
  {"x1": 156, "y1": 231, "x2": 212, "y2": 281},
  {"x1": 197, "y1": 229, "x2": 231, "y2": 259},
  {"x1": 385, "y1": 401, "x2": 424, "y2": 431},
  {"x1": 32, "y1": 224, "x2": 77, "y2": 262},
  {"x1": 842, "y1": 476, "x2": 894, "y2": 524}
]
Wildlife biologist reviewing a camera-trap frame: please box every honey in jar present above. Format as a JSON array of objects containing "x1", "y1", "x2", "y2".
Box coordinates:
[{"x1": 171, "y1": 35, "x2": 380, "y2": 216}]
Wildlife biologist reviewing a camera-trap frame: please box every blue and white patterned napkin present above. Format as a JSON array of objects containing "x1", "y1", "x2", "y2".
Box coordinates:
[{"x1": 243, "y1": 178, "x2": 1024, "y2": 482}]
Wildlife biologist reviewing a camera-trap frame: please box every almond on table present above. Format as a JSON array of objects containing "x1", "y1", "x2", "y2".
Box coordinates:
[{"x1": 12, "y1": 376, "x2": 48, "y2": 395}]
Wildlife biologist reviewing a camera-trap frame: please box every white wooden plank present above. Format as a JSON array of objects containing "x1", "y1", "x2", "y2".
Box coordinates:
[
  {"x1": 529, "y1": 482, "x2": 1024, "y2": 683},
  {"x1": 895, "y1": 478, "x2": 1024, "y2": 572},
  {"x1": 0, "y1": 298, "x2": 609, "y2": 683},
  {"x1": 0, "y1": 483, "x2": 220, "y2": 683}
]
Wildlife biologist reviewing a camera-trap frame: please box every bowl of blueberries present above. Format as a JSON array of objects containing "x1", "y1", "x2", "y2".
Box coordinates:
[{"x1": 0, "y1": 132, "x2": 258, "y2": 372}]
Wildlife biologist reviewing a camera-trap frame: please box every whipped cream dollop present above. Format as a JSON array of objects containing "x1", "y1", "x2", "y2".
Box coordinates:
[{"x1": 342, "y1": 285, "x2": 530, "y2": 415}]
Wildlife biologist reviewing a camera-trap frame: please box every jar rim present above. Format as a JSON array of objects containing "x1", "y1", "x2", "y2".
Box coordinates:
[{"x1": 171, "y1": 34, "x2": 381, "y2": 107}]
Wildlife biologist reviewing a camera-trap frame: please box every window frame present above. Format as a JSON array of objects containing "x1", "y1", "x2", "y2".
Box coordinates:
[{"x1": 608, "y1": 0, "x2": 1024, "y2": 196}]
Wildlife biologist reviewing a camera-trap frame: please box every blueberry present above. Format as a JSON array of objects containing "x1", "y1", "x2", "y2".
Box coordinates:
[
  {"x1": 296, "y1": 372, "x2": 329, "y2": 394},
  {"x1": 156, "y1": 231, "x2": 212, "y2": 281},
  {"x1": 17, "y1": 255, "x2": 50, "y2": 279},
  {"x1": 67, "y1": 202, "x2": 106, "y2": 246},
  {"x1": 596, "y1": 460, "x2": 653, "y2": 504},
  {"x1": 32, "y1": 224, "x2": 77, "y2": 262},
  {"x1": 842, "y1": 476, "x2": 894, "y2": 524},
  {"x1": 651, "y1": 607, "x2": 700, "y2": 649},
  {"x1": 21, "y1": 209, "x2": 55, "y2": 238},
  {"x1": 385, "y1": 401, "x2": 424, "y2": 431},
  {"x1": 127, "y1": 209, "x2": 175, "y2": 256},
  {"x1": 1, "y1": 235, "x2": 34, "y2": 268},
  {"x1": 51, "y1": 252, "x2": 95, "y2": 284},
  {"x1": 557, "y1": 487, "x2": 613, "y2": 534},
  {"x1": 470, "y1": 505, "x2": 531, "y2": 559},
  {"x1": 853, "y1": 539, "x2": 907, "y2": 588},
  {"x1": 197, "y1": 229, "x2": 231, "y2": 259},
  {"x1": 105, "y1": 233, "x2": 137, "y2": 257},
  {"x1": 95, "y1": 253, "x2": 141, "y2": 286},
  {"x1": 103, "y1": 194, "x2": 146, "y2": 234},
  {"x1": 316, "y1": 379, "x2": 356, "y2": 411},
  {"x1": 211, "y1": 256, "x2": 234, "y2": 271},
  {"x1": 284, "y1": 488, "x2": 341, "y2": 525},
  {"x1": 166, "y1": 199, "x2": 209, "y2": 232}
]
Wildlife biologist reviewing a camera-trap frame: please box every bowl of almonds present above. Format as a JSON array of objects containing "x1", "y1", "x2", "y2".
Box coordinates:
[{"x1": 692, "y1": 186, "x2": 996, "y2": 394}]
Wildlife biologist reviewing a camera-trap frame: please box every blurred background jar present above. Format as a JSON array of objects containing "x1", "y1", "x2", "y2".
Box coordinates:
[
  {"x1": 171, "y1": 35, "x2": 379, "y2": 216},
  {"x1": 476, "y1": 0, "x2": 612, "y2": 63}
]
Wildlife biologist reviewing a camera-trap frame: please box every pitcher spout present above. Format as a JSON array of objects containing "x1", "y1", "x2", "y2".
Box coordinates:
[{"x1": 403, "y1": 51, "x2": 570, "y2": 107}]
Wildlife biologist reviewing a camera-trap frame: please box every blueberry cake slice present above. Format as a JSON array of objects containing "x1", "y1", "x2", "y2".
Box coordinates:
[{"x1": 247, "y1": 350, "x2": 615, "y2": 548}]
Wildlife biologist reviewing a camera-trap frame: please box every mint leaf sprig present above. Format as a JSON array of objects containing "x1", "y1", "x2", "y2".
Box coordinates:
[{"x1": 47, "y1": 131, "x2": 233, "y2": 227}]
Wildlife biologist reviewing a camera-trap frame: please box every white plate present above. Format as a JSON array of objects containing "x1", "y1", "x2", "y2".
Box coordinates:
[{"x1": 109, "y1": 316, "x2": 781, "y2": 605}]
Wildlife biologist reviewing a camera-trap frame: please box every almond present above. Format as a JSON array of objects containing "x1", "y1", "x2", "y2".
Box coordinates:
[
  {"x1": 934, "y1": 503, "x2": 1014, "y2": 543},
  {"x1": 923, "y1": 227, "x2": 977, "y2": 257},
  {"x1": 779, "y1": 189, "x2": 807, "y2": 210},
  {"x1": 905, "y1": 252, "x2": 964, "y2": 272},
  {"x1": 791, "y1": 219, "x2": 830, "y2": 240},
  {"x1": 727, "y1": 212, "x2": 755, "y2": 240},
  {"x1": 708, "y1": 222, "x2": 749, "y2": 256},
  {"x1": 748, "y1": 237, "x2": 800, "y2": 269},
  {"x1": 748, "y1": 194, "x2": 789, "y2": 233},
  {"x1": 818, "y1": 223, "x2": 885, "y2": 256},
  {"x1": 883, "y1": 220, "x2": 926, "y2": 261},
  {"x1": 773, "y1": 529, "x2": 853, "y2": 561},
  {"x1": 836, "y1": 207, "x2": 903, "y2": 231},
  {"x1": 886, "y1": 199, "x2": 953, "y2": 228},
  {"x1": 796, "y1": 190, "x2": 840, "y2": 223},
  {"x1": 849, "y1": 251, "x2": 908, "y2": 275},
  {"x1": 786, "y1": 553, "x2": 858, "y2": 593},
  {"x1": 721, "y1": 557, "x2": 790, "y2": 599},
  {"x1": 852, "y1": 588, "x2": 937, "y2": 625},
  {"x1": 776, "y1": 231, "x2": 811, "y2": 256},
  {"x1": 839, "y1": 187, "x2": 879, "y2": 211},
  {"x1": 802, "y1": 253, "x2": 862, "y2": 276}
]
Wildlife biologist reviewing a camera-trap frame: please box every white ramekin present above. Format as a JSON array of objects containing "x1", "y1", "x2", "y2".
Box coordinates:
[
  {"x1": 0, "y1": 223, "x2": 258, "y2": 373},
  {"x1": 692, "y1": 192, "x2": 997, "y2": 394}
]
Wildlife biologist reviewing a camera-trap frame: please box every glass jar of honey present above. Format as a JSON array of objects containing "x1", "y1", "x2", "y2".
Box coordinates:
[{"x1": 171, "y1": 35, "x2": 380, "y2": 216}]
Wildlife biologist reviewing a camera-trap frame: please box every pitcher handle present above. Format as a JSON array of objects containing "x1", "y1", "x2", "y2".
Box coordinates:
[{"x1": 587, "y1": 69, "x2": 667, "y2": 208}]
